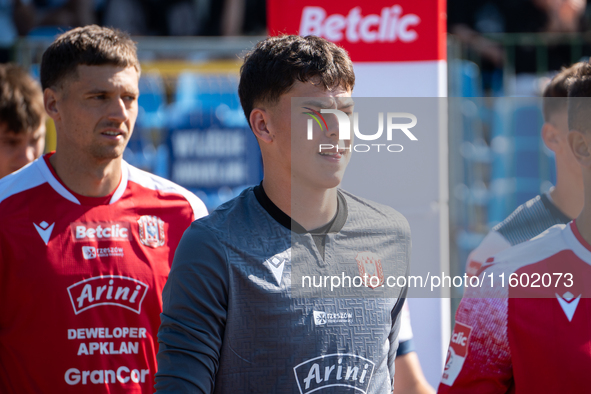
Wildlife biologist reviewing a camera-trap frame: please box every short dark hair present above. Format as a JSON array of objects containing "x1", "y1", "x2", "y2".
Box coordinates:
[
  {"x1": 567, "y1": 61, "x2": 591, "y2": 132},
  {"x1": 0, "y1": 63, "x2": 45, "y2": 135},
  {"x1": 238, "y1": 35, "x2": 355, "y2": 128},
  {"x1": 542, "y1": 62, "x2": 586, "y2": 122},
  {"x1": 40, "y1": 25, "x2": 140, "y2": 90}
]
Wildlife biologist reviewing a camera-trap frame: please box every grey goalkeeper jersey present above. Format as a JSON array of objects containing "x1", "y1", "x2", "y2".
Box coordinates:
[{"x1": 155, "y1": 187, "x2": 410, "y2": 393}]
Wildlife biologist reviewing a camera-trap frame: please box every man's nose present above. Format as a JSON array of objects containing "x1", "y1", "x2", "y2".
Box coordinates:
[{"x1": 108, "y1": 97, "x2": 129, "y2": 123}]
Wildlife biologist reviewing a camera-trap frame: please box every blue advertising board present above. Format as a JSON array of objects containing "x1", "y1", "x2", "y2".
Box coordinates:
[{"x1": 166, "y1": 105, "x2": 263, "y2": 207}]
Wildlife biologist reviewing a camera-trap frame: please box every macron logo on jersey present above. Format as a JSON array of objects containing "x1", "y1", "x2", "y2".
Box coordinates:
[
  {"x1": 264, "y1": 250, "x2": 290, "y2": 286},
  {"x1": 34, "y1": 221, "x2": 55, "y2": 245},
  {"x1": 556, "y1": 291, "x2": 582, "y2": 322}
]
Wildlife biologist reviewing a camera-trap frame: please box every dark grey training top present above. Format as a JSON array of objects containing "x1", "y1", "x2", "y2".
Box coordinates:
[{"x1": 155, "y1": 186, "x2": 410, "y2": 393}]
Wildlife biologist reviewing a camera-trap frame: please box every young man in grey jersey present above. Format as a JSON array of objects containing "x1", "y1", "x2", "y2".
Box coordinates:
[
  {"x1": 465, "y1": 62, "x2": 585, "y2": 277},
  {"x1": 155, "y1": 35, "x2": 412, "y2": 393}
]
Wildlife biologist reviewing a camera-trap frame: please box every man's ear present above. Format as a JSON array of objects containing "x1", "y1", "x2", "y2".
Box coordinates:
[
  {"x1": 249, "y1": 108, "x2": 273, "y2": 144},
  {"x1": 43, "y1": 88, "x2": 60, "y2": 123},
  {"x1": 542, "y1": 122, "x2": 560, "y2": 153},
  {"x1": 568, "y1": 130, "x2": 591, "y2": 168}
]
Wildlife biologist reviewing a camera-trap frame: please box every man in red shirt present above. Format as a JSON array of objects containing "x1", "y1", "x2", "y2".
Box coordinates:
[
  {"x1": 0, "y1": 63, "x2": 46, "y2": 179},
  {"x1": 465, "y1": 63, "x2": 585, "y2": 278},
  {"x1": 0, "y1": 25, "x2": 207, "y2": 393},
  {"x1": 438, "y1": 63, "x2": 591, "y2": 393}
]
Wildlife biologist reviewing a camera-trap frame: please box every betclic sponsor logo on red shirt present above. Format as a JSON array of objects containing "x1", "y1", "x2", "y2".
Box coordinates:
[
  {"x1": 441, "y1": 322, "x2": 472, "y2": 385},
  {"x1": 71, "y1": 222, "x2": 130, "y2": 242},
  {"x1": 449, "y1": 322, "x2": 471, "y2": 357}
]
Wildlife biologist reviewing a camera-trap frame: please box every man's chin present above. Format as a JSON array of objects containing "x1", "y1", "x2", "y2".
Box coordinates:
[
  {"x1": 292, "y1": 174, "x2": 343, "y2": 191},
  {"x1": 90, "y1": 146, "x2": 126, "y2": 161}
]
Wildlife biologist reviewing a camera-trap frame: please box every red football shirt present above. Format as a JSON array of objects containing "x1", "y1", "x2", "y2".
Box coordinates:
[
  {"x1": 439, "y1": 222, "x2": 591, "y2": 393},
  {"x1": 0, "y1": 154, "x2": 207, "y2": 393}
]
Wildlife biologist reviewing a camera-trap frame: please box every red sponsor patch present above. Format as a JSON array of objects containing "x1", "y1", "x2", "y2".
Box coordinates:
[
  {"x1": 356, "y1": 251, "x2": 384, "y2": 288},
  {"x1": 71, "y1": 221, "x2": 130, "y2": 242},
  {"x1": 449, "y1": 322, "x2": 472, "y2": 358},
  {"x1": 442, "y1": 322, "x2": 473, "y2": 385},
  {"x1": 268, "y1": 0, "x2": 446, "y2": 62},
  {"x1": 67, "y1": 275, "x2": 149, "y2": 315}
]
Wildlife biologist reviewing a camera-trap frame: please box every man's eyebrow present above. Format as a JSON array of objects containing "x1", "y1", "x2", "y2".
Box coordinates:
[
  {"x1": 84, "y1": 88, "x2": 139, "y2": 96},
  {"x1": 0, "y1": 133, "x2": 22, "y2": 140},
  {"x1": 84, "y1": 89, "x2": 109, "y2": 95},
  {"x1": 338, "y1": 101, "x2": 354, "y2": 110},
  {"x1": 300, "y1": 99, "x2": 335, "y2": 109}
]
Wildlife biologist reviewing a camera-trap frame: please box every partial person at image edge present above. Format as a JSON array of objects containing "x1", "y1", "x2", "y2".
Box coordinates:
[{"x1": 0, "y1": 25, "x2": 207, "y2": 393}]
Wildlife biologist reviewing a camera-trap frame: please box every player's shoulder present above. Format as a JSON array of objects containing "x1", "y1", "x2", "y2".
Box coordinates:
[
  {"x1": 0, "y1": 159, "x2": 46, "y2": 205},
  {"x1": 492, "y1": 193, "x2": 567, "y2": 246},
  {"x1": 125, "y1": 162, "x2": 207, "y2": 218},
  {"x1": 338, "y1": 189, "x2": 410, "y2": 231},
  {"x1": 484, "y1": 224, "x2": 568, "y2": 274},
  {"x1": 176, "y1": 186, "x2": 282, "y2": 267},
  {"x1": 126, "y1": 161, "x2": 193, "y2": 196},
  {"x1": 493, "y1": 194, "x2": 545, "y2": 228},
  {"x1": 187, "y1": 186, "x2": 260, "y2": 234},
  {"x1": 468, "y1": 230, "x2": 512, "y2": 267}
]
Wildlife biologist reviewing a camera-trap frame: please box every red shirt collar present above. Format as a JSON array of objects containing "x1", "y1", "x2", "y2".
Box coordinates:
[
  {"x1": 570, "y1": 220, "x2": 591, "y2": 254},
  {"x1": 43, "y1": 152, "x2": 121, "y2": 206}
]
